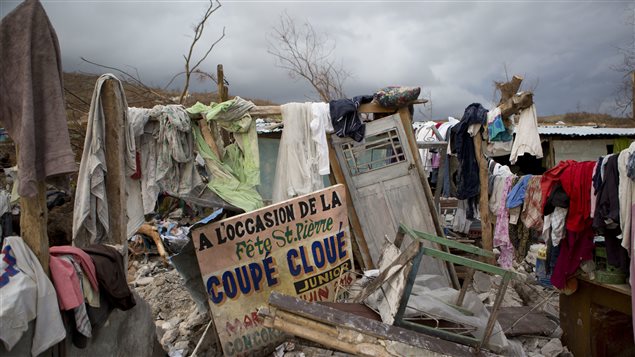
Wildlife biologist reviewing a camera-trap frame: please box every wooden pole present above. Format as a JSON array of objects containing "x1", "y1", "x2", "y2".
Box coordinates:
[
  {"x1": 216, "y1": 64, "x2": 231, "y2": 149},
  {"x1": 101, "y1": 79, "x2": 127, "y2": 245},
  {"x1": 474, "y1": 133, "x2": 495, "y2": 264},
  {"x1": 632, "y1": 71, "x2": 634, "y2": 121},
  {"x1": 19, "y1": 174, "x2": 49, "y2": 274}
]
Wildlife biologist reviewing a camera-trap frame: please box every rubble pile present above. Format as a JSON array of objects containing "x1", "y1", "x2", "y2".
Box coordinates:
[{"x1": 130, "y1": 259, "x2": 218, "y2": 357}]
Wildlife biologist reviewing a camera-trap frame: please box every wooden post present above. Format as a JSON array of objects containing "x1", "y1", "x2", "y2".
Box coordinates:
[
  {"x1": 216, "y1": 64, "x2": 232, "y2": 149},
  {"x1": 19, "y1": 178, "x2": 49, "y2": 274},
  {"x1": 101, "y1": 79, "x2": 127, "y2": 245},
  {"x1": 474, "y1": 134, "x2": 494, "y2": 264},
  {"x1": 632, "y1": 71, "x2": 634, "y2": 121}
]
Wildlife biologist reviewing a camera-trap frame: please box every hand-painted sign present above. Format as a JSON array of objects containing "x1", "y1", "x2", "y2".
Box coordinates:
[{"x1": 192, "y1": 184, "x2": 353, "y2": 356}]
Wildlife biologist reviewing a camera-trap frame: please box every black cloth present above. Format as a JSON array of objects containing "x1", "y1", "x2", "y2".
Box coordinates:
[
  {"x1": 593, "y1": 154, "x2": 621, "y2": 234},
  {"x1": 592, "y1": 156, "x2": 603, "y2": 194},
  {"x1": 604, "y1": 233, "x2": 630, "y2": 274},
  {"x1": 82, "y1": 244, "x2": 136, "y2": 311},
  {"x1": 543, "y1": 183, "x2": 569, "y2": 216},
  {"x1": 329, "y1": 95, "x2": 373, "y2": 142},
  {"x1": 452, "y1": 103, "x2": 488, "y2": 201}
]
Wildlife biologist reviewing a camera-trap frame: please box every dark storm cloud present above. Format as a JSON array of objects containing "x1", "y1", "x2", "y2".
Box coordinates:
[{"x1": 1, "y1": 0, "x2": 632, "y2": 119}]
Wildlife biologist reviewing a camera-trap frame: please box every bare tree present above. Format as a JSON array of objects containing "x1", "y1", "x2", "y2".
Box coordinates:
[
  {"x1": 177, "y1": 0, "x2": 225, "y2": 104},
  {"x1": 267, "y1": 12, "x2": 350, "y2": 101},
  {"x1": 613, "y1": 8, "x2": 635, "y2": 116}
]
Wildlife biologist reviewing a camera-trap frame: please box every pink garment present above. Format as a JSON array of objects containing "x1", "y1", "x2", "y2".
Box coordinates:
[
  {"x1": 494, "y1": 176, "x2": 514, "y2": 269},
  {"x1": 50, "y1": 245, "x2": 98, "y2": 291},
  {"x1": 431, "y1": 153, "x2": 441, "y2": 169},
  {"x1": 49, "y1": 255, "x2": 83, "y2": 310}
]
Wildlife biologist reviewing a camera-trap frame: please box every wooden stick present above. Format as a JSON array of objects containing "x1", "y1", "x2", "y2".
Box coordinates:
[{"x1": 136, "y1": 223, "x2": 168, "y2": 264}]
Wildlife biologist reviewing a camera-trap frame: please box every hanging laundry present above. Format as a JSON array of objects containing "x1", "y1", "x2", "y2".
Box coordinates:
[
  {"x1": 0, "y1": 0, "x2": 76, "y2": 198},
  {"x1": 506, "y1": 175, "x2": 532, "y2": 209},
  {"x1": 521, "y1": 176, "x2": 544, "y2": 230},
  {"x1": 82, "y1": 244, "x2": 136, "y2": 311},
  {"x1": 0, "y1": 236, "x2": 65, "y2": 356},
  {"x1": 452, "y1": 103, "x2": 488, "y2": 202},
  {"x1": 192, "y1": 125, "x2": 263, "y2": 212},
  {"x1": 510, "y1": 104, "x2": 543, "y2": 164},
  {"x1": 272, "y1": 103, "x2": 324, "y2": 203},
  {"x1": 618, "y1": 142, "x2": 635, "y2": 253},
  {"x1": 487, "y1": 107, "x2": 512, "y2": 142},
  {"x1": 494, "y1": 176, "x2": 515, "y2": 269},
  {"x1": 49, "y1": 246, "x2": 99, "y2": 306},
  {"x1": 560, "y1": 161, "x2": 595, "y2": 233},
  {"x1": 540, "y1": 160, "x2": 573, "y2": 212},
  {"x1": 72, "y1": 74, "x2": 144, "y2": 247},
  {"x1": 590, "y1": 158, "x2": 602, "y2": 218},
  {"x1": 188, "y1": 97, "x2": 260, "y2": 187},
  {"x1": 614, "y1": 137, "x2": 632, "y2": 153},
  {"x1": 310, "y1": 102, "x2": 334, "y2": 175},
  {"x1": 130, "y1": 106, "x2": 232, "y2": 214},
  {"x1": 593, "y1": 154, "x2": 620, "y2": 234},
  {"x1": 551, "y1": 229, "x2": 594, "y2": 289},
  {"x1": 329, "y1": 95, "x2": 373, "y2": 142}
]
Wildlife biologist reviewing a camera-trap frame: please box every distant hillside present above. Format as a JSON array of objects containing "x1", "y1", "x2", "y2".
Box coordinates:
[
  {"x1": 63, "y1": 72, "x2": 278, "y2": 156},
  {"x1": 538, "y1": 112, "x2": 635, "y2": 128}
]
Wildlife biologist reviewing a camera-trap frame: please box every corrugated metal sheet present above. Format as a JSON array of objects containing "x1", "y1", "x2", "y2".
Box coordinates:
[{"x1": 537, "y1": 126, "x2": 635, "y2": 137}]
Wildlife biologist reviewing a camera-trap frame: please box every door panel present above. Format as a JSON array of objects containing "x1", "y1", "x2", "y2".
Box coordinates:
[{"x1": 333, "y1": 114, "x2": 450, "y2": 285}]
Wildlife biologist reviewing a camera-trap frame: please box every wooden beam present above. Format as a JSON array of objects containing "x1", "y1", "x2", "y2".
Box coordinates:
[
  {"x1": 353, "y1": 240, "x2": 421, "y2": 303},
  {"x1": 500, "y1": 91, "x2": 533, "y2": 118},
  {"x1": 136, "y1": 223, "x2": 168, "y2": 264},
  {"x1": 101, "y1": 79, "x2": 127, "y2": 245},
  {"x1": 19, "y1": 178, "x2": 49, "y2": 275},
  {"x1": 497, "y1": 75, "x2": 523, "y2": 105},
  {"x1": 216, "y1": 64, "x2": 231, "y2": 151},
  {"x1": 262, "y1": 292, "x2": 494, "y2": 356},
  {"x1": 247, "y1": 99, "x2": 427, "y2": 117}
]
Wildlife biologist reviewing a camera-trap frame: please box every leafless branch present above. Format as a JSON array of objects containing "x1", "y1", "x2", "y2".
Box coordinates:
[
  {"x1": 267, "y1": 12, "x2": 350, "y2": 102},
  {"x1": 80, "y1": 56, "x2": 172, "y2": 103},
  {"x1": 179, "y1": 0, "x2": 225, "y2": 104}
]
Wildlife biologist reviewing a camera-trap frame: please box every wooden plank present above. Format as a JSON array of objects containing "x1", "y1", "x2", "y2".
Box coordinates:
[
  {"x1": 19, "y1": 179, "x2": 49, "y2": 275},
  {"x1": 328, "y1": 136, "x2": 374, "y2": 270},
  {"x1": 500, "y1": 92, "x2": 533, "y2": 118},
  {"x1": 248, "y1": 99, "x2": 427, "y2": 117},
  {"x1": 400, "y1": 224, "x2": 495, "y2": 258},
  {"x1": 101, "y1": 79, "x2": 127, "y2": 245},
  {"x1": 352, "y1": 240, "x2": 421, "y2": 303},
  {"x1": 497, "y1": 75, "x2": 523, "y2": 105},
  {"x1": 481, "y1": 273, "x2": 511, "y2": 347},
  {"x1": 397, "y1": 107, "x2": 460, "y2": 290},
  {"x1": 136, "y1": 223, "x2": 168, "y2": 264},
  {"x1": 359, "y1": 99, "x2": 427, "y2": 114},
  {"x1": 263, "y1": 292, "x2": 495, "y2": 356}
]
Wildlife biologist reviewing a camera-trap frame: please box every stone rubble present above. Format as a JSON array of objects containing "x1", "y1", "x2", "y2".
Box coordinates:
[{"x1": 130, "y1": 258, "x2": 219, "y2": 357}]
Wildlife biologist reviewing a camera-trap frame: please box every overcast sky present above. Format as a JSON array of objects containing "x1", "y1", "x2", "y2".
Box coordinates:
[{"x1": 1, "y1": 0, "x2": 633, "y2": 119}]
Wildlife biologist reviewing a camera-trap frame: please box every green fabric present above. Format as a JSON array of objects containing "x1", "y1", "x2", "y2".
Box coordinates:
[
  {"x1": 187, "y1": 97, "x2": 260, "y2": 187},
  {"x1": 192, "y1": 124, "x2": 263, "y2": 212},
  {"x1": 614, "y1": 137, "x2": 632, "y2": 153}
]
